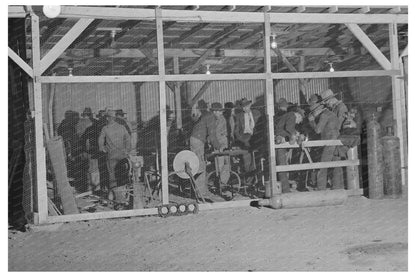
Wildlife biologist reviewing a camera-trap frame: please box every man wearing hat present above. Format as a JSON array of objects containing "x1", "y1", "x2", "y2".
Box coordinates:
[
  {"x1": 115, "y1": 109, "x2": 132, "y2": 136},
  {"x1": 274, "y1": 107, "x2": 305, "y2": 193},
  {"x1": 320, "y1": 89, "x2": 348, "y2": 131},
  {"x1": 234, "y1": 98, "x2": 261, "y2": 177},
  {"x1": 190, "y1": 102, "x2": 220, "y2": 198},
  {"x1": 308, "y1": 103, "x2": 343, "y2": 190},
  {"x1": 211, "y1": 102, "x2": 231, "y2": 196},
  {"x1": 98, "y1": 109, "x2": 132, "y2": 192},
  {"x1": 276, "y1": 97, "x2": 289, "y2": 117}
]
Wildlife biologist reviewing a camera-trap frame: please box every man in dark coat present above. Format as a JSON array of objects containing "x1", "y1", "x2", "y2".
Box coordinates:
[
  {"x1": 308, "y1": 103, "x2": 343, "y2": 190},
  {"x1": 234, "y1": 98, "x2": 261, "y2": 176}
]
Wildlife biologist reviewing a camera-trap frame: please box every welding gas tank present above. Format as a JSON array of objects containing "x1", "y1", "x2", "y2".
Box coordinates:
[
  {"x1": 381, "y1": 128, "x2": 402, "y2": 198},
  {"x1": 366, "y1": 115, "x2": 384, "y2": 199},
  {"x1": 173, "y1": 150, "x2": 200, "y2": 179}
]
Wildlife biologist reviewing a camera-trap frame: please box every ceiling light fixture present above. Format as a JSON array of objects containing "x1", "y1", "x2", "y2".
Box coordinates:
[
  {"x1": 206, "y1": 64, "x2": 211, "y2": 75},
  {"x1": 68, "y1": 67, "x2": 73, "y2": 76},
  {"x1": 270, "y1": 34, "x2": 277, "y2": 49},
  {"x1": 328, "y1": 62, "x2": 335, "y2": 72},
  {"x1": 110, "y1": 30, "x2": 117, "y2": 48},
  {"x1": 43, "y1": 5, "x2": 61, "y2": 18}
]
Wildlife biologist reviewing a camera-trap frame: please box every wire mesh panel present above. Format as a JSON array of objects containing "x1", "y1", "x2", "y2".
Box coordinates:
[
  {"x1": 164, "y1": 80, "x2": 269, "y2": 205},
  {"x1": 42, "y1": 82, "x2": 164, "y2": 215}
]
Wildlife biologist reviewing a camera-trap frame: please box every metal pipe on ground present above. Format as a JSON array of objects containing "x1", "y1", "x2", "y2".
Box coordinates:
[{"x1": 255, "y1": 189, "x2": 348, "y2": 209}]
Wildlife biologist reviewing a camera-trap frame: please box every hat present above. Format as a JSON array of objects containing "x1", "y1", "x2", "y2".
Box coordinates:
[
  {"x1": 308, "y1": 94, "x2": 319, "y2": 105},
  {"x1": 211, "y1": 102, "x2": 223, "y2": 111},
  {"x1": 309, "y1": 103, "x2": 325, "y2": 117},
  {"x1": 319, "y1": 89, "x2": 338, "y2": 102},
  {"x1": 106, "y1": 109, "x2": 116, "y2": 118},
  {"x1": 115, "y1": 109, "x2": 126, "y2": 117},
  {"x1": 197, "y1": 99, "x2": 208, "y2": 110},
  {"x1": 241, "y1": 98, "x2": 252, "y2": 107},
  {"x1": 277, "y1": 98, "x2": 289, "y2": 108},
  {"x1": 224, "y1": 102, "x2": 234, "y2": 109},
  {"x1": 81, "y1": 107, "x2": 93, "y2": 116}
]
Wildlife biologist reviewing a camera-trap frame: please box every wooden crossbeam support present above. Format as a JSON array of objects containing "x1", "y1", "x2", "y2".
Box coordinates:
[
  {"x1": 168, "y1": 23, "x2": 210, "y2": 48},
  {"x1": 40, "y1": 18, "x2": 94, "y2": 74},
  {"x1": 226, "y1": 25, "x2": 264, "y2": 47},
  {"x1": 359, "y1": 6, "x2": 371, "y2": 13},
  {"x1": 173, "y1": 57, "x2": 182, "y2": 129},
  {"x1": 8, "y1": 47, "x2": 33, "y2": 78},
  {"x1": 346, "y1": 23, "x2": 392, "y2": 70},
  {"x1": 137, "y1": 21, "x2": 176, "y2": 48},
  {"x1": 276, "y1": 160, "x2": 360, "y2": 172},
  {"x1": 8, "y1": 6, "x2": 408, "y2": 24},
  {"x1": 184, "y1": 49, "x2": 214, "y2": 74},
  {"x1": 190, "y1": 81, "x2": 213, "y2": 107},
  {"x1": 296, "y1": 6, "x2": 306, "y2": 13},
  {"x1": 328, "y1": 6, "x2": 339, "y2": 13},
  {"x1": 197, "y1": 23, "x2": 242, "y2": 48}
]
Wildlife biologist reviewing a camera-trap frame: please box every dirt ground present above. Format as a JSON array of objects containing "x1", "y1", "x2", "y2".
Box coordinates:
[{"x1": 8, "y1": 196, "x2": 407, "y2": 271}]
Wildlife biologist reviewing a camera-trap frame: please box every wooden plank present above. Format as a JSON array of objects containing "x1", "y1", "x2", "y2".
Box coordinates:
[
  {"x1": 46, "y1": 208, "x2": 159, "y2": 224},
  {"x1": 345, "y1": 23, "x2": 392, "y2": 70},
  {"x1": 8, "y1": 6, "x2": 408, "y2": 24},
  {"x1": 156, "y1": 8, "x2": 169, "y2": 205},
  {"x1": 328, "y1": 6, "x2": 339, "y2": 13},
  {"x1": 30, "y1": 47, "x2": 333, "y2": 59},
  {"x1": 199, "y1": 199, "x2": 259, "y2": 211},
  {"x1": 276, "y1": 160, "x2": 360, "y2": 172},
  {"x1": 31, "y1": 14, "x2": 48, "y2": 224},
  {"x1": 173, "y1": 57, "x2": 182, "y2": 129},
  {"x1": 389, "y1": 22, "x2": 407, "y2": 196},
  {"x1": 40, "y1": 75, "x2": 160, "y2": 83},
  {"x1": 8, "y1": 47, "x2": 33, "y2": 78},
  {"x1": 264, "y1": 10, "x2": 279, "y2": 196},
  {"x1": 40, "y1": 18, "x2": 94, "y2": 74},
  {"x1": 271, "y1": 70, "x2": 400, "y2": 79},
  {"x1": 296, "y1": 6, "x2": 306, "y2": 13},
  {"x1": 359, "y1": 6, "x2": 371, "y2": 13},
  {"x1": 275, "y1": 139, "x2": 345, "y2": 149}
]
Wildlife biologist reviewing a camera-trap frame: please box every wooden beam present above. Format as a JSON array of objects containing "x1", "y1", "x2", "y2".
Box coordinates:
[
  {"x1": 173, "y1": 57, "x2": 182, "y2": 129},
  {"x1": 328, "y1": 6, "x2": 339, "y2": 13},
  {"x1": 296, "y1": 6, "x2": 306, "y2": 13},
  {"x1": 31, "y1": 14, "x2": 48, "y2": 224},
  {"x1": 345, "y1": 23, "x2": 392, "y2": 70},
  {"x1": 8, "y1": 6, "x2": 408, "y2": 24},
  {"x1": 276, "y1": 160, "x2": 360, "y2": 172},
  {"x1": 359, "y1": 6, "x2": 371, "y2": 13},
  {"x1": 40, "y1": 18, "x2": 94, "y2": 74},
  {"x1": 137, "y1": 21, "x2": 176, "y2": 48},
  {"x1": 264, "y1": 10, "x2": 279, "y2": 196},
  {"x1": 8, "y1": 47, "x2": 33, "y2": 78},
  {"x1": 184, "y1": 49, "x2": 213, "y2": 74},
  {"x1": 156, "y1": 8, "x2": 169, "y2": 205},
  {"x1": 190, "y1": 81, "x2": 213, "y2": 107},
  {"x1": 197, "y1": 23, "x2": 242, "y2": 48},
  {"x1": 38, "y1": 70, "x2": 399, "y2": 84},
  {"x1": 29, "y1": 48, "x2": 334, "y2": 60},
  {"x1": 168, "y1": 23, "x2": 210, "y2": 48},
  {"x1": 389, "y1": 22, "x2": 407, "y2": 197},
  {"x1": 275, "y1": 139, "x2": 345, "y2": 149},
  {"x1": 389, "y1": 7, "x2": 401, "y2": 14},
  {"x1": 46, "y1": 208, "x2": 159, "y2": 223}
]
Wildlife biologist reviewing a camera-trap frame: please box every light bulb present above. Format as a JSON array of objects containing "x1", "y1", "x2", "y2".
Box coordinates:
[
  {"x1": 206, "y1": 64, "x2": 211, "y2": 75},
  {"x1": 329, "y1": 63, "x2": 335, "y2": 72},
  {"x1": 271, "y1": 34, "x2": 277, "y2": 49},
  {"x1": 68, "y1": 68, "x2": 73, "y2": 76},
  {"x1": 43, "y1": 5, "x2": 61, "y2": 18}
]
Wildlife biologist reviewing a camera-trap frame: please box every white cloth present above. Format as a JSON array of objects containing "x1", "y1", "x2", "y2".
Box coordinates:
[{"x1": 243, "y1": 111, "x2": 255, "y2": 135}]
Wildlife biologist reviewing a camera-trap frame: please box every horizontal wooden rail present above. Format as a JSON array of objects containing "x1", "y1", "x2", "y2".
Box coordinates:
[
  {"x1": 275, "y1": 139, "x2": 345, "y2": 149},
  {"x1": 276, "y1": 159, "x2": 360, "y2": 172}
]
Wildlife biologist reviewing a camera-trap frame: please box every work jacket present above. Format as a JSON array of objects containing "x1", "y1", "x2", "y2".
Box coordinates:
[
  {"x1": 98, "y1": 121, "x2": 131, "y2": 160},
  {"x1": 275, "y1": 111, "x2": 297, "y2": 138},
  {"x1": 310, "y1": 109, "x2": 340, "y2": 140},
  {"x1": 191, "y1": 111, "x2": 220, "y2": 149}
]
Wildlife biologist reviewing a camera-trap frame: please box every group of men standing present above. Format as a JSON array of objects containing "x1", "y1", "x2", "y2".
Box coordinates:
[
  {"x1": 58, "y1": 107, "x2": 133, "y2": 194},
  {"x1": 274, "y1": 88, "x2": 361, "y2": 193},
  {"x1": 189, "y1": 98, "x2": 261, "y2": 200}
]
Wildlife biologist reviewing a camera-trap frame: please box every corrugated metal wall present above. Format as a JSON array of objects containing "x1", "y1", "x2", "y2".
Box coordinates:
[
  {"x1": 348, "y1": 76, "x2": 392, "y2": 104},
  {"x1": 44, "y1": 83, "x2": 138, "y2": 128},
  {"x1": 275, "y1": 78, "x2": 329, "y2": 104},
  {"x1": 139, "y1": 82, "x2": 176, "y2": 122}
]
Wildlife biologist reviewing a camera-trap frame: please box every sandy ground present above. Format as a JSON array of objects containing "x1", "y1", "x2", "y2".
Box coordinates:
[{"x1": 8, "y1": 196, "x2": 407, "y2": 271}]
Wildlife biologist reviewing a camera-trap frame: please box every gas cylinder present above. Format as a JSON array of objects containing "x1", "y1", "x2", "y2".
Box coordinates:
[
  {"x1": 381, "y1": 127, "x2": 402, "y2": 198},
  {"x1": 366, "y1": 115, "x2": 384, "y2": 199}
]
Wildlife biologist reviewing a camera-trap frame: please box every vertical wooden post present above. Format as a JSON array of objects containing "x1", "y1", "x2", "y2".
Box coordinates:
[
  {"x1": 173, "y1": 56, "x2": 182, "y2": 129},
  {"x1": 263, "y1": 10, "x2": 280, "y2": 196},
  {"x1": 389, "y1": 23, "x2": 407, "y2": 197},
  {"x1": 31, "y1": 14, "x2": 48, "y2": 224},
  {"x1": 346, "y1": 146, "x2": 360, "y2": 190},
  {"x1": 156, "y1": 8, "x2": 169, "y2": 205}
]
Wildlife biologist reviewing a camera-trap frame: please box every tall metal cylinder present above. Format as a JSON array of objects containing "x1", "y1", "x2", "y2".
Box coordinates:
[
  {"x1": 366, "y1": 116, "x2": 384, "y2": 199},
  {"x1": 381, "y1": 132, "x2": 402, "y2": 198}
]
